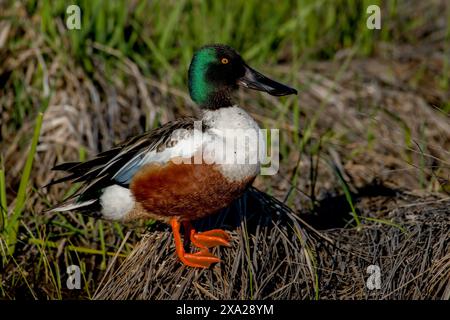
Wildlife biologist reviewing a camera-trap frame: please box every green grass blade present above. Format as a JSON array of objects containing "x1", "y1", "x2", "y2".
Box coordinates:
[
  {"x1": 7, "y1": 112, "x2": 44, "y2": 255},
  {"x1": 361, "y1": 217, "x2": 407, "y2": 233},
  {"x1": 0, "y1": 157, "x2": 7, "y2": 232},
  {"x1": 98, "y1": 220, "x2": 107, "y2": 270},
  {"x1": 28, "y1": 238, "x2": 127, "y2": 258},
  {"x1": 332, "y1": 163, "x2": 361, "y2": 228}
]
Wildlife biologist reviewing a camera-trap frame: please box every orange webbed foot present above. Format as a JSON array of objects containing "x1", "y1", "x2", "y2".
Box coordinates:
[
  {"x1": 190, "y1": 228, "x2": 230, "y2": 249},
  {"x1": 180, "y1": 250, "x2": 220, "y2": 268},
  {"x1": 171, "y1": 218, "x2": 223, "y2": 269}
]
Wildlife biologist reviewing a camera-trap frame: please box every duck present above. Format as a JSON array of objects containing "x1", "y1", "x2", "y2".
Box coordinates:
[{"x1": 47, "y1": 44, "x2": 297, "y2": 268}]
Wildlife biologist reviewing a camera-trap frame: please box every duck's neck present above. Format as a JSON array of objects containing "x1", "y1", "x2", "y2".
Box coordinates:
[{"x1": 200, "y1": 89, "x2": 233, "y2": 110}]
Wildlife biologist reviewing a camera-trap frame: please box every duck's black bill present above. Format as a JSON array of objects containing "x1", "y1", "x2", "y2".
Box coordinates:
[{"x1": 237, "y1": 65, "x2": 297, "y2": 96}]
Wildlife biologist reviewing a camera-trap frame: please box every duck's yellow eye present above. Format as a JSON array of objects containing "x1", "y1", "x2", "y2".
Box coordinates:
[{"x1": 221, "y1": 57, "x2": 229, "y2": 64}]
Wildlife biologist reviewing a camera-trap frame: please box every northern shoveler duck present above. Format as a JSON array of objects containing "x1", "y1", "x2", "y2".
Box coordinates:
[{"x1": 47, "y1": 44, "x2": 297, "y2": 268}]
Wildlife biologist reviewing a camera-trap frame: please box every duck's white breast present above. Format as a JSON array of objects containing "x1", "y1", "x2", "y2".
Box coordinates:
[{"x1": 202, "y1": 106, "x2": 264, "y2": 182}]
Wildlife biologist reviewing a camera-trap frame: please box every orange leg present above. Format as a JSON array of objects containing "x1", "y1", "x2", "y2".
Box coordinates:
[
  {"x1": 170, "y1": 218, "x2": 220, "y2": 268},
  {"x1": 183, "y1": 221, "x2": 230, "y2": 249}
]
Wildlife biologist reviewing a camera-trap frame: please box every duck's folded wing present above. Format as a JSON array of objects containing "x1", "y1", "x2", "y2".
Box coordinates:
[{"x1": 46, "y1": 117, "x2": 198, "y2": 212}]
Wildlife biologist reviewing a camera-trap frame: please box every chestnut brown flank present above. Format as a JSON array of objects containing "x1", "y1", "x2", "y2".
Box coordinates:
[{"x1": 128, "y1": 158, "x2": 255, "y2": 222}]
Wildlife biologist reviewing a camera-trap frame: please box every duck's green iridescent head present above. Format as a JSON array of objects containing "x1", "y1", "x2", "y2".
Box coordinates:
[{"x1": 188, "y1": 44, "x2": 297, "y2": 109}]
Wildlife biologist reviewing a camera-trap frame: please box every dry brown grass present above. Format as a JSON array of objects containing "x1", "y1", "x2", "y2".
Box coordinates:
[{"x1": 94, "y1": 187, "x2": 450, "y2": 300}]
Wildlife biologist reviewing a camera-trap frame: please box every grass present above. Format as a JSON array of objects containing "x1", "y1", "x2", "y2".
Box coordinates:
[
  {"x1": 1, "y1": 112, "x2": 44, "y2": 258},
  {"x1": 332, "y1": 162, "x2": 361, "y2": 228},
  {"x1": 0, "y1": 159, "x2": 7, "y2": 232},
  {"x1": 27, "y1": 0, "x2": 392, "y2": 90},
  {"x1": 1, "y1": 0, "x2": 449, "y2": 299},
  {"x1": 28, "y1": 238, "x2": 128, "y2": 258},
  {"x1": 285, "y1": 42, "x2": 357, "y2": 209}
]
